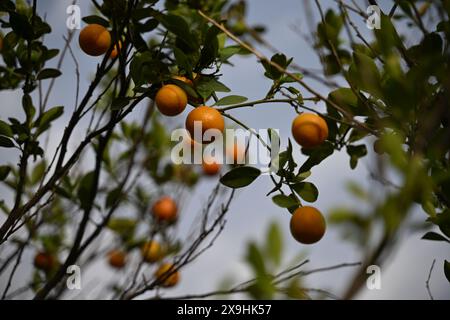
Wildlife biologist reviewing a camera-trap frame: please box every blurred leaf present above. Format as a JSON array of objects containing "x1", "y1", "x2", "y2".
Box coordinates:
[
  {"x1": 0, "y1": 120, "x2": 13, "y2": 137},
  {"x1": 0, "y1": 136, "x2": 14, "y2": 148},
  {"x1": 111, "y1": 97, "x2": 130, "y2": 110},
  {"x1": 77, "y1": 171, "x2": 96, "y2": 210},
  {"x1": 348, "y1": 52, "x2": 382, "y2": 98},
  {"x1": 37, "y1": 69, "x2": 61, "y2": 80},
  {"x1": 246, "y1": 242, "x2": 266, "y2": 276},
  {"x1": 220, "y1": 166, "x2": 260, "y2": 188},
  {"x1": 266, "y1": 222, "x2": 282, "y2": 266},
  {"x1": 35, "y1": 106, "x2": 64, "y2": 136},
  {"x1": 0, "y1": 166, "x2": 11, "y2": 181},
  {"x1": 421, "y1": 232, "x2": 450, "y2": 243},
  {"x1": 444, "y1": 261, "x2": 450, "y2": 283},
  {"x1": 30, "y1": 160, "x2": 46, "y2": 185}
]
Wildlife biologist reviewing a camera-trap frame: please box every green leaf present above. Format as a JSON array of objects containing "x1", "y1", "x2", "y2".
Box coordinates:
[
  {"x1": 266, "y1": 222, "x2": 282, "y2": 266},
  {"x1": 348, "y1": 52, "x2": 382, "y2": 98},
  {"x1": 220, "y1": 166, "x2": 261, "y2": 189},
  {"x1": 0, "y1": 120, "x2": 13, "y2": 137},
  {"x1": 0, "y1": 136, "x2": 14, "y2": 148},
  {"x1": 292, "y1": 182, "x2": 319, "y2": 203},
  {"x1": 246, "y1": 242, "x2": 266, "y2": 276},
  {"x1": 328, "y1": 88, "x2": 367, "y2": 116},
  {"x1": 299, "y1": 141, "x2": 334, "y2": 173},
  {"x1": 37, "y1": 69, "x2": 62, "y2": 80},
  {"x1": 35, "y1": 106, "x2": 64, "y2": 136},
  {"x1": 196, "y1": 76, "x2": 231, "y2": 99},
  {"x1": 421, "y1": 232, "x2": 450, "y2": 243},
  {"x1": 0, "y1": 166, "x2": 11, "y2": 181},
  {"x1": 214, "y1": 95, "x2": 248, "y2": 106},
  {"x1": 346, "y1": 144, "x2": 367, "y2": 169},
  {"x1": 173, "y1": 47, "x2": 193, "y2": 76},
  {"x1": 444, "y1": 261, "x2": 450, "y2": 284},
  {"x1": 77, "y1": 171, "x2": 96, "y2": 210},
  {"x1": 82, "y1": 15, "x2": 110, "y2": 27},
  {"x1": 105, "y1": 188, "x2": 124, "y2": 208},
  {"x1": 111, "y1": 97, "x2": 130, "y2": 110},
  {"x1": 9, "y1": 12, "x2": 33, "y2": 40},
  {"x1": 159, "y1": 14, "x2": 196, "y2": 50},
  {"x1": 30, "y1": 160, "x2": 46, "y2": 185},
  {"x1": 272, "y1": 194, "x2": 298, "y2": 208},
  {"x1": 107, "y1": 218, "x2": 137, "y2": 235},
  {"x1": 219, "y1": 45, "x2": 242, "y2": 61},
  {"x1": 22, "y1": 94, "x2": 35, "y2": 122}
]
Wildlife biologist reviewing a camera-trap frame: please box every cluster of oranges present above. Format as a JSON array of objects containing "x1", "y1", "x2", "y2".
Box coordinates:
[
  {"x1": 77, "y1": 24, "x2": 329, "y2": 249},
  {"x1": 106, "y1": 196, "x2": 180, "y2": 287},
  {"x1": 289, "y1": 113, "x2": 329, "y2": 244}
]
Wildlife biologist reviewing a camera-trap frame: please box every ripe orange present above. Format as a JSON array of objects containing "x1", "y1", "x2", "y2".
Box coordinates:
[
  {"x1": 154, "y1": 263, "x2": 180, "y2": 287},
  {"x1": 185, "y1": 106, "x2": 225, "y2": 143},
  {"x1": 291, "y1": 113, "x2": 328, "y2": 148},
  {"x1": 202, "y1": 157, "x2": 221, "y2": 176},
  {"x1": 110, "y1": 41, "x2": 122, "y2": 59},
  {"x1": 141, "y1": 240, "x2": 163, "y2": 263},
  {"x1": 34, "y1": 252, "x2": 56, "y2": 272},
  {"x1": 152, "y1": 196, "x2": 178, "y2": 223},
  {"x1": 226, "y1": 142, "x2": 246, "y2": 165},
  {"x1": 155, "y1": 84, "x2": 188, "y2": 116},
  {"x1": 108, "y1": 250, "x2": 127, "y2": 269},
  {"x1": 79, "y1": 24, "x2": 111, "y2": 56},
  {"x1": 290, "y1": 206, "x2": 326, "y2": 244},
  {"x1": 173, "y1": 75, "x2": 194, "y2": 87}
]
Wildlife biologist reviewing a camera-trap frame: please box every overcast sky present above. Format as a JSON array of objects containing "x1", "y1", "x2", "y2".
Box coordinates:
[{"x1": 0, "y1": 0, "x2": 449, "y2": 300}]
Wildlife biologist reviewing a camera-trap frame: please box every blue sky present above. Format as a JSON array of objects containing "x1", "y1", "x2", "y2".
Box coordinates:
[{"x1": 0, "y1": 0, "x2": 449, "y2": 299}]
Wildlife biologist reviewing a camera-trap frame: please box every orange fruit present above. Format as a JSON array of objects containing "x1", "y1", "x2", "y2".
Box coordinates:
[
  {"x1": 141, "y1": 240, "x2": 163, "y2": 263},
  {"x1": 110, "y1": 41, "x2": 122, "y2": 59},
  {"x1": 173, "y1": 75, "x2": 194, "y2": 87},
  {"x1": 108, "y1": 250, "x2": 127, "y2": 269},
  {"x1": 34, "y1": 252, "x2": 56, "y2": 272},
  {"x1": 290, "y1": 206, "x2": 326, "y2": 244},
  {"x1": 154, "y1": 263, "x2": 180, "y2": 287},
  {"x1": 226, "y1": 142, "x2": 246, "y2": 165},
  {"x1": 291, "y1": 113, "x2": 328, "y2": 148},
  {"x1": 155, "y1": 84, "x2": 188, "y2": 116},
  {"x1": 202, "y1": 157, "x2": 221, "y2": 176},
  {"x1": 186, "y1": 106, "x2": 225, "y2": 143},
  {"x1": 152, "y1": 196, "x2": 178, "y2": 223},
  {"x1": 79, "y1": 24, "x2": 111, "y2": 56}
]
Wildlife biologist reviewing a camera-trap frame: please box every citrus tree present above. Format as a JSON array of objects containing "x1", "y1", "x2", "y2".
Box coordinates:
[{"x1": 0, "y1": 0, "x2": 449, "y2": 300}]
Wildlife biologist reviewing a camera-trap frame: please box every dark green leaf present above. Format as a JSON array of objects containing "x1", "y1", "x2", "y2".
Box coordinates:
[
  {"x1": 348, "y1": 52, "x2": 382, "y2": 98},
  {"x1": 82, "y1": 15, "x2": 110, "y2": 27},
  {"x1": 220, "y1": 166, "x2": 261, "y2": 188},
  {"x1": 272, "y1": 194, "x2": 298, "y2": 208},
  {"x1": 111, "y1": 97, "x2": 130, "y2": 110},
  {"x1": 37, "y1": 69, "x2": 62, "y2": 80},
  {"x1": 77, "y1": 171, "x2": 96, "y2": 210},
  {"x1": 214, "y1": 95, "x2": 248, "y2": 106},
  {"x1": 0, "y1": 120, "x2": 13, "y2": 137},
  {"x1": 292, "y1": 182, "x2": 319, "y2": 203},
  {"x1": 0, "y1": 166, "x2": 11, "y2": 181},
  {"x1": 444, "y1": 261, "x2": 450, "y2": 283},
  {"x1": 35, "y1": 106, "x2": 64, "y2": 136},
  {"x1": 0, "y1": 136, "x2": 14, "y2": 148},
  {"x1": 421, "y1": 232, "x2": 450, "y2": 243},
  {"x1": 9, "y1": 12, "x2": 33, "y2": 40}
]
